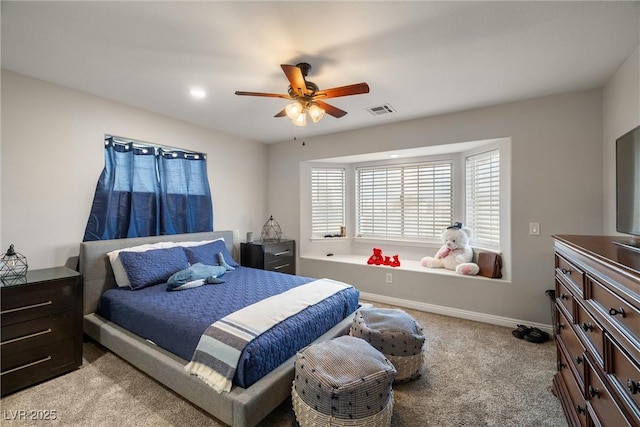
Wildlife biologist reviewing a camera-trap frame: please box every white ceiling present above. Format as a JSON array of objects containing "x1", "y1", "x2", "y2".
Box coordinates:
[{"x1": 2, "y1": 1, "x2": 639, "y2": 144}]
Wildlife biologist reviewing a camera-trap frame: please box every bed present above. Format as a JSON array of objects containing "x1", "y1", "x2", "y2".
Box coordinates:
[{"x1": 80, "y1": 231, "x2": 360, "y2": 427}]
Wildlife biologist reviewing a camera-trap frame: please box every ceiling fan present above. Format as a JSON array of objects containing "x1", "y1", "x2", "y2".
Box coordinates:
[{"x1": 235, "y1": 63, "x2": 370, "y2": 126}]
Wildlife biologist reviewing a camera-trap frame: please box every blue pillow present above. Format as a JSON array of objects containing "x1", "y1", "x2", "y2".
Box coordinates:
[
  {"x1": 184, "y1": 239, "x2": 239, "y2": 267},
  {"x1": 166, "y1": 263, "x2": 227, "y2": 291},
  {"x1": 119, "y1": 246, "x2": 190, "y2": 290}
]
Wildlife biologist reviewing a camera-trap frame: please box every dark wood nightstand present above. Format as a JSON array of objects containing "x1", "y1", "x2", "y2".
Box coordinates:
[
  {"x1": 1, "y1": 267, "x2": 83, "y2": 396},
  {"x1": 241, "y1": 240, "x2": 296, "y2": 275}
]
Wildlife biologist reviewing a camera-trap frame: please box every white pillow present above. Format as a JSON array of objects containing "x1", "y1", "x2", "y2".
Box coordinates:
[{"x1": 107, "y1": 238, "x2": 223, "y2": 287}]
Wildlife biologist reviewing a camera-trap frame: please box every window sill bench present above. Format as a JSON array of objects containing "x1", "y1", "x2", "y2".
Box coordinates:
[{"x1": 300, "y1": 254, "x2": 493, "y2": 279}]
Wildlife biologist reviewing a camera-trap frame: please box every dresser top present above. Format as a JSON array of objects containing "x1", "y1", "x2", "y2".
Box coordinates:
[{"x1": 553, "y1": 235, "x2": 640, "y2": 277}]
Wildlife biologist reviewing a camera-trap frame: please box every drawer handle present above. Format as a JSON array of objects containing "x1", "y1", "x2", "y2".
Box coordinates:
[
  {"x1": 557, "y1": 361, "x2": 566, "y2": 370},
  {"x1": 0, "y1": 356, "x2": 52, "y2": 376},
  {"x1": 628, "y1": 379, "x2": 639, "y2": 395},
  {"x1": 273, "y1": 250, "x2": 290, "y2": 256},
  {"x1": 561, "y1": 268, "x2": 572, "y2": 275},
  {"x1": 1, "y1": 300, "x2": 52, "y2": 315},
  {"x1": 560, "y1": 293, "x2": 570, "y2": 301},
  {"x1": 588, "y1": 385, "x2": 601, "y2": 399},
  {"x1": 575, "y1": 355, "x2": 583, "y2": 365},
  {"x1": 608, "y1": 307, "x2": 626, "y2": 318},
  {"x1": 555, "y1": 322, "x2": 565, "y2": 333},
  {"x1": 581, "y1": 322, "x2": 593, "y2": 332},
  {"x1": 575, "y1": 405, "x2": 585, "y2": 415},
  {"x1": 273, "y1": 264, "x2": 290, "y2": 270},
  {"x1": 0, "y1": 329, "x2": 52, "y2": 346}
]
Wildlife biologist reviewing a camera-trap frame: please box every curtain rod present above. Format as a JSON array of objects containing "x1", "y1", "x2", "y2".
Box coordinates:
[{"x1": 105, "y1": 134, "x2": 202, "y2": 155}]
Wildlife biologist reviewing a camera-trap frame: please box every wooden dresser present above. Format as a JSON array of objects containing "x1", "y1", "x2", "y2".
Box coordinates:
[
  {"x1": 1, "y1": 267, "x2": 83, "y2": 396},
  {"x1": 552, "y1": 235, "x2": 639, "y2": 426},
  {"x1": 240, "y1": 240, "x2": 296, "y2": 275}
]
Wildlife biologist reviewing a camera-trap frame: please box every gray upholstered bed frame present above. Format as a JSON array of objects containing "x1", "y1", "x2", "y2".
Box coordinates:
[{"x1": 80, "y1": 231, "x2": 356, "y2": 427}]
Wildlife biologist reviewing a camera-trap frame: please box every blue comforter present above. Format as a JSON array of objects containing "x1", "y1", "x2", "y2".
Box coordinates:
[{"x1": 98, "y1": 267, "x2": 360, "y2": 388}]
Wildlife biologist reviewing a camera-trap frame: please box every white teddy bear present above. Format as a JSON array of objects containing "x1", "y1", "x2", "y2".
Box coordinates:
[{"x1": 421, "y1": 222, "x2": 480, "y2": 275}]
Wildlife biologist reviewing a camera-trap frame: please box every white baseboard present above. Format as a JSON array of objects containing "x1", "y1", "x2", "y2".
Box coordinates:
[{"x1": 359, "y1": 292, "x2": 554, "y2": 335}]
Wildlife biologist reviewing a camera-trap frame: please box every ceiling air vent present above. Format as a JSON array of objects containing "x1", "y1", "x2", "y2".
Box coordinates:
[{"x1": 366, "y1": 104, "x2": 396, "y2": 116}]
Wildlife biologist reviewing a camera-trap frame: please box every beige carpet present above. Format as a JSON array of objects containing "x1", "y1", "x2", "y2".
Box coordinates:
[{"x1": 0, "y1": 301, "x2": 566, "y2": 426}]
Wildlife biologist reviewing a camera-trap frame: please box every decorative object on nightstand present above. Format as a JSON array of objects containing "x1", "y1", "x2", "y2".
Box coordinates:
[
  {"x1": 241, "y1": 240, "x2": 296, "y2": 275},
  {"x1": 1, "y1": 267, "x2": 83, "y2": 396},
  {"x1": 260, "y1": 215, "x2": 282, "y2": 242},
  {"x1": 0, "y1": 244, "x2": 28, "y2": 285}
]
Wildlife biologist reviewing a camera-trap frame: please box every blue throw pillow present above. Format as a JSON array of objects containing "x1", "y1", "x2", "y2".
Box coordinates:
[
  {"x1": 119, "y1": 246, "x2": 190, "y2": 290},
  {"x1": 184, "y1": 239, "x2": 239, "y2": 267},
  {"x1": 166, "y1": 263, "x2": 227, "y2": 291}
]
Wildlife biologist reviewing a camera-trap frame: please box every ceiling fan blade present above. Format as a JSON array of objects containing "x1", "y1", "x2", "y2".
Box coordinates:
[
  {"x1": 235, "y1": 91, "x2": 291, "y2": 99},
  {"x1": 281, "y1": 64, "x2": 308, "y2": 96},
  {"x1": 274, "y1": 108, "x2": 287, "y2": 118},
  {"x1": 314, "y1": 83, "x2": 370, "y2": 99},
  {"x1": 315, "y1": 100, "x2": 347, "y2": 118}
]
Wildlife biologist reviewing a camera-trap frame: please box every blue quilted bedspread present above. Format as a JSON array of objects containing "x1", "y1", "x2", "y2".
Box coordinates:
[{"x1": 97, "y1": 267, "x2": 360, "y2": 388}]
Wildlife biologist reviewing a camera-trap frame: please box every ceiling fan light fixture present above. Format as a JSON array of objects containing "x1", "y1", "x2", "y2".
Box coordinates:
[
  {"x1": 285, "y1": 101, "x2": 304, "y2": 120},
  {"x1": 292, "y1": 112, "x2": 307, "y2": 127},
  {"x1": 308, "y1": 103, "x2": 325, "y2": 123}
]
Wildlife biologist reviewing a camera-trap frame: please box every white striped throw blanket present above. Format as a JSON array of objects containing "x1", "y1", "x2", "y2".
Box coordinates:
[{"x1": 185, "y1": 278, "x2": 353, "y2": 393}]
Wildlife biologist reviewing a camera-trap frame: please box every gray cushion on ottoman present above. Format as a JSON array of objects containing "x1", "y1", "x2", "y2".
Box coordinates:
[
  {"x1": 350, "y1": 307, "x2": 425, "y2": 381},
  {"x1": 293, "y1": 335, "x2": 396, "y2": 420}
]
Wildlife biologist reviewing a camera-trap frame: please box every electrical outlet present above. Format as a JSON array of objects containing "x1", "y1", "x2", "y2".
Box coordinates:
[
  {"x1": 386, "y1": 272, "x2": 392, "y2": 284},
  {"x1": 529, "y1": 222, "x2": 540, "y2": 236}
]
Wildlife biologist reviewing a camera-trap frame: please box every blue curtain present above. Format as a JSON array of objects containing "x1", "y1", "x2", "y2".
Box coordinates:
[
  {"x1": 158, "y1": 148, "x2": 213, "y2": 235},
  {"x1": 83, "y1": 137, "x2": 213, "y2": 241}
]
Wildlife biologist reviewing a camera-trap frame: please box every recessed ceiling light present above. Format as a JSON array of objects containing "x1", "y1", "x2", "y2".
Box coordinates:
[
  {"x1": 189, "y1": 87, "x2": 206, "y2": 99},
  {"x1": 389, "y1": 154, "x2": 400, "y2": 158}
]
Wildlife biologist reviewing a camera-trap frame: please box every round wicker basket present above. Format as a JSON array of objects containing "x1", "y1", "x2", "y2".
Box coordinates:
[{"x1": 292, "y1": 386, "x2": 393, "y2": 427}]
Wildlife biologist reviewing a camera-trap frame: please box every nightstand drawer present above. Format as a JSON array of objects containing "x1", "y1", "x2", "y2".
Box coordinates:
[
  {"x1": 1, "y1": 281, "x2": 76, "y2": 326},
  {"x1": 1, "y1": 311, "x2": 75, "y2": 356},
  {"x1": 1, "y1": 337, "x2": 76, "y2": 395},
  {"x1": 241, "y1": 240, "x2": 296, "y2": 275}
]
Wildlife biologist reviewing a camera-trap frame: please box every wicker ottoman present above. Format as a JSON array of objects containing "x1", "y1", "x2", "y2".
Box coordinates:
[
  {"x1": 292, "y1": 335, "x2": 397, "y2": 427},
  {"x1": 350, "y1": 307, "x2": 425, "y2": 382}
]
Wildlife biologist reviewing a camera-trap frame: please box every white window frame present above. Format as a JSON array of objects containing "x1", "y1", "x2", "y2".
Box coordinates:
[
  {"x1": 355, "y1": 160, "x2": 454, "y2": 241},
  {"x1": 466, "y1": 149, "x2": 501, "y2": 250},
  {"x1": 311, "y1": 167, "x2": 346, "y2": 238}
]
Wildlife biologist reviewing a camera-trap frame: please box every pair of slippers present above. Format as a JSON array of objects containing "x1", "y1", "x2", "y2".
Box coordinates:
[{"x1": 512, "y1": 324, "x2": 549, "y2": 343}]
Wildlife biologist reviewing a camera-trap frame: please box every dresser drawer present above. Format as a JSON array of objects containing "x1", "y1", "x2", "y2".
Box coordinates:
[
  {"x1": 556, "y1": 278, "x2": 576, "y2": 321},
  {"x1": 1, "y1": 337, "x2": 76, "y2": 395},
  {"x1": 558, "y1": 347, "x2": 589, "y2": 427},
  {"x1": 576, "y1": 302, "x2": 605, "y2": 365},
  {"x1": 586, "y1": 356, "x2": 634, "y2": 427},
  {"x1": 1, "y1": 311, "x2": 75, "y2": 356},
  {"x1": 608, "y1": 337, "x2": 640, "y2": 418},
  {"x1": 1, "y1": 281, "x2": 76, "y2": 326},
  {"x1": 588, "y1": 276, "x2": 639, "y2": 345},
  {"x1": 557, "y1": 308, "x2": 586, "y2": 385},
  {"x1": 556, "y1": 254, "x2": 585, "y2": 297}
]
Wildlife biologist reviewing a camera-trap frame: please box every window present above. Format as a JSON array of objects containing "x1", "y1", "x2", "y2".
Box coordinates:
[
  {"x1": 356, "y1": 161, "x2": 453, "y2": 240},
  {"x1": 466, "y1": 149, "x2": 500, "y2": 249},
  {"x1": 311, "y1": 167, "x2": 345, "y2": 237}
]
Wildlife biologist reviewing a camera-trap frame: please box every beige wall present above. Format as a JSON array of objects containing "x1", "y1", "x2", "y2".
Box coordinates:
[
  {"x1": 603, "y1": 47, "x2": 640, "y2": 235},
  {"x1": 1, "y1": 70, "x2": 269, "y2": 269},
  {"x1": 268, "y1": 89, "x2": 604, "y2": 325}
]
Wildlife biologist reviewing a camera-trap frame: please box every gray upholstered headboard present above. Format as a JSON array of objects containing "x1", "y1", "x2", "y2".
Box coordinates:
[{"x1": 79, "y1": 231, "x2": 234, "y2": 315}]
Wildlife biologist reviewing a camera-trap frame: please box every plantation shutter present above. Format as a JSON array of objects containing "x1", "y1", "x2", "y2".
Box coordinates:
[
  {"x1": 356, "y1": 161, "x2": 453, "y2": 240},
  {"x1": 311, "y1": 168, "x2": 346, "y2": 237},
  {"x1": 466, "y1": 149, "x2": 500, "y2": 249}
]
